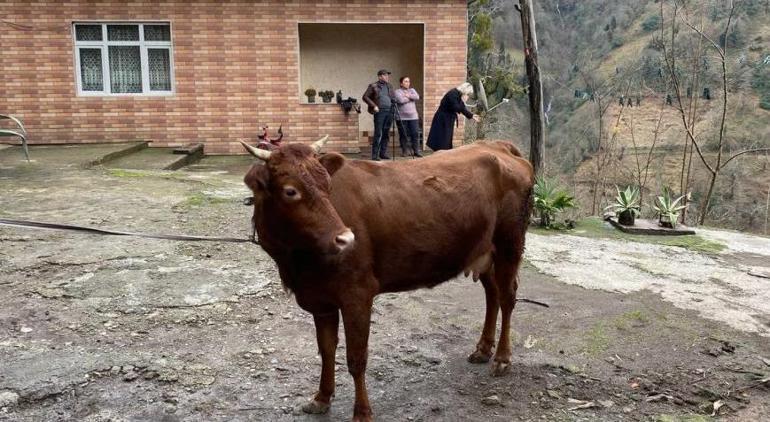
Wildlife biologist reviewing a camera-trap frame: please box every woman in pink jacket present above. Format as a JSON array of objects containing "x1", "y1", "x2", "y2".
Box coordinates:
[{"x1": 394, "y1": 76, "x2": 423, "y2": 157}]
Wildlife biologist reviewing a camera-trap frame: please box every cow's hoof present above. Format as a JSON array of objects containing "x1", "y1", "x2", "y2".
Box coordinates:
[
  {"x1": 302, "y1": 399, "x2": 330, "y2": 414},
  {"x1": 491, "y1": 361, "x2": 510, "y2": 376},
  {"x1": 352, "y1": 404, "x2": 373, "y2": 421},
  {"x1": 467, "y1": 350, "x2": 492, "y2": 364}
]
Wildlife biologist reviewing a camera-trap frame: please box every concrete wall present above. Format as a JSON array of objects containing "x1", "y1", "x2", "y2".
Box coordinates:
[
  {"x1": 0, "y1": 1, "x2": 468, "y2": 154},
  {"x1": 298, "y1": 23, "x2": 424, "y2": 132}
]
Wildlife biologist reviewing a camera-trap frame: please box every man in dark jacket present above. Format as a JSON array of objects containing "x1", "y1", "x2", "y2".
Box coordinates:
[{"x1": 363, "y1": 69, "x2": 395, "y2": 160}]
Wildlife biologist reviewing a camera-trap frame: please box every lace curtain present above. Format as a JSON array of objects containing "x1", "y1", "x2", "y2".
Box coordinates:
[
  {"x1": 109, "y1": 46, "x2": 142, "y2": 93},
  {"x1": 148, "y1": 49, "x2": 171, "y2": 91},
  {"x1": 79, "y1": 48, "x2": 103, "y2": 91}
]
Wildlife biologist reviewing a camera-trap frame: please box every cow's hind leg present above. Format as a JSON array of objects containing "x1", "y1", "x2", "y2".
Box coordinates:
[
  {"x1": 302, "y1": 311, "x2": 339, "y2": 414},
  {"x1": 468, "y1": 273, "x2": 498, "y2": 363},
  {"x1": 491, "y1": 247, "x2": 524, "y2": 376}
]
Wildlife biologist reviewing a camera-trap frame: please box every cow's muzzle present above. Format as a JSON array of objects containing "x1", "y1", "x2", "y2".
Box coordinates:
[{"x1": 333, "y1": 229, "x2": 355, "y2": 254}]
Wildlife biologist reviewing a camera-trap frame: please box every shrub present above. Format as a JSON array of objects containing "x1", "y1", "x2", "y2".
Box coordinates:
[
  {"x1": 641, "y1": 15, "x2": 661, "y2": 32},
  {"x1": 534, "y1": 176, "x2": 577, "y2": 228},
  {"x1": 611, "y1": 36, "x2": 625, "y2": 49},
  {"x1": 752, "y1": 63, "x2": 770, "y2": 110}
]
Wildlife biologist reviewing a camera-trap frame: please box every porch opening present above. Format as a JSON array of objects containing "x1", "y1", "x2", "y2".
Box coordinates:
[{"x1": 298, "y1": 23, "x2": 425, "y2": 135}]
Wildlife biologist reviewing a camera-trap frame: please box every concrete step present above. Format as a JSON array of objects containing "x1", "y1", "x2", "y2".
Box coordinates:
[
  {"x1": 173, "y1": 143, "x2": 204, "y2": 155},
  {"x1": 82, "y1": 141, "x2": 149, "y2": 168},
  {"x1": 102, "y1": 143, "x2": 205, "y2": 171},
  {"x1": 164, "y1": 143, "x2": 204, "y2": 170}
]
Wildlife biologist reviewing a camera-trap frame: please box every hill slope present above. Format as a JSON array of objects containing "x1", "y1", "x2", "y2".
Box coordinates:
[{"x1": 470, "y1": 0, "x2": 770, "y2": 233}]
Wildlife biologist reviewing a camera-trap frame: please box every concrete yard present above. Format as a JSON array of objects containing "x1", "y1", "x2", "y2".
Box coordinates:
[{"x1": 1, "y1": 145, "x2": 769, "y2": 421}]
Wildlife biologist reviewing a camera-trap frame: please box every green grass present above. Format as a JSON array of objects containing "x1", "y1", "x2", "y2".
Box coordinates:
[
  {"x1": 530, "y1": 217, "x2": 726, "y2": 254},
  {"x1": 582, "y1": 322, "x2": 611, "y2": 356},
  {"x1": 107, "y1": 169, "x2": 150, "y2": 178},
  {"x1": 176, "y1": 192, "x2": 231, "y2": 208},
  {"x1": 105, "y1": 168, "x2": 215, "y2": 185},
  {"x1": 613, "y1": 309, "x2": 649, "y2": 331}
]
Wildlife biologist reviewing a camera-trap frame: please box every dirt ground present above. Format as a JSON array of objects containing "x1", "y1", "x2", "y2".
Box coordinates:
[{"x1": 1, "y1": 145, "x2": 769, "y2": 421}]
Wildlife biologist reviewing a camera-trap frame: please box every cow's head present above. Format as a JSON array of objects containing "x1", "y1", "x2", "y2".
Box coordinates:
[{"x1": 242, "y1": 136, "x2": 354, "y2": 256}]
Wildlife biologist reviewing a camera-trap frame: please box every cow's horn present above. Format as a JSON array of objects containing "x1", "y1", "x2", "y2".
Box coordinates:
[
  {"x1": 311, "y1": 135, "x2": 330, "y2": 153},
  {"x1": 240, "y1": 141, "x2": 272, "y2": 161}
]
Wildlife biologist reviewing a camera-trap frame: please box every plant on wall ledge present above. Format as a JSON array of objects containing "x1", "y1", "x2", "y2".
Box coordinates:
[
  {"x1": 319, "y1": 90, "x2": 335, "y2": 103},
  {"x1": 304, "y1": 88, "x2": 317, "y2": 103},
  {"x1": 604, "y1": 185, "x2": 641, "y2": 226},
  {"x1": 653, "y1": 187, "x2": 687, "y2": 229}
]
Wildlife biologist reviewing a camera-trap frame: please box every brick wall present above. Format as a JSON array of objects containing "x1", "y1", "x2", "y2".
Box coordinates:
[{"x1": 1, "y1": 1, "x2": 468, "y2": 154}]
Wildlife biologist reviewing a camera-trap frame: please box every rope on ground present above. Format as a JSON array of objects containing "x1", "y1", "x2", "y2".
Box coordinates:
[{"x1": 0, "y1": 218, "x2": 257, "y2": 244}]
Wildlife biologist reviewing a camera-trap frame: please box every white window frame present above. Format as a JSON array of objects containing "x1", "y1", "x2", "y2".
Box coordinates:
[{"x1": 72, "y1": 22, "x2": 175, "y2": 97}]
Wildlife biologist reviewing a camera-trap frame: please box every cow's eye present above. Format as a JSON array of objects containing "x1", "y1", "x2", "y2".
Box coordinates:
[{"x1": 283, "y1": 186, "x2": 300, "y2": 200}]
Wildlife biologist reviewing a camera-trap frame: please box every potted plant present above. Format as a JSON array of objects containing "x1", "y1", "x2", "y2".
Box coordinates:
[
  {"x1": 653, "y1": 187, "x2": 687, "y2": 228},
  {"x1": 319, "y1": 90, "x2": 335, "y2": 103},
  {"x1": 304, "y1": 88, "x2": 317, "y2": 103},
  {"x1": 605, "y1": 185, "x2": 641, "y2": 226}
]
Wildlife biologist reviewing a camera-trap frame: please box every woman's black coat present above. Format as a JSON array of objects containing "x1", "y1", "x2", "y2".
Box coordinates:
[{"x1": 426, "y1": 88, "x2": 474, "y2": 151}]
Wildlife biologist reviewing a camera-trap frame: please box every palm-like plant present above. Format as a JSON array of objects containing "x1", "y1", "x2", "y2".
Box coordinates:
[
  {"x1": 605, "y1": 186, "x2": 641, "y2": 225},
  {"x1": 653, "y1": 187, "x2": 687, "y2": 228},
  {"x1": 533, "y1": 176, "x2": 576, "y2": 228}
]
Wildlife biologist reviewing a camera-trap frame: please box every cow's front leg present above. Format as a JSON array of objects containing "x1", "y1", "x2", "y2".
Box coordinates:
[
  {"x1": 341, "y1": 299, "x2": 374, "y2": 422},
  {"x1": 302, "y1": 311, "x2": 340, "y2": 414}
]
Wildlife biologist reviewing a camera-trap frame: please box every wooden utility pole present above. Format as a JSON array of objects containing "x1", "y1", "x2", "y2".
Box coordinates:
[{"x1": 517, "y1": 0, "x2": 545, "y2": 177}]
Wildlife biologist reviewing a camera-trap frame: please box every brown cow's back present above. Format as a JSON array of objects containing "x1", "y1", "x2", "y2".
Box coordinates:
[{"x1": 329, "y1": 141, "x2": 533, "y2": 293}]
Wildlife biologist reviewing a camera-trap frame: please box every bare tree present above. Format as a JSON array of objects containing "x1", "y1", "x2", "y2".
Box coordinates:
[
  {"x1": 578, "y1": 68, "x2": 633, "y2": 214},
  {"x1": 766, "y1": 182, "x2": 770, "y2": 235},
  {"x1": 660, "y1": 0, "x2": 770, "y2": 225},
  {"x1": 517, "y1": 0, "x2": 546, "y2": 177},
  {"x1": 468, "y1": 0, "x2": 504, "y2": 23},
  {"x1": 627, "y1": 97, "x2": 667, "y2": 208}
]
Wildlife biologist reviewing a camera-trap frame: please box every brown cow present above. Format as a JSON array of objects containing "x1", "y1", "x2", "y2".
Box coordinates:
[{"x1": 242, "y1": 137, "x2": 534, "y2": 421}]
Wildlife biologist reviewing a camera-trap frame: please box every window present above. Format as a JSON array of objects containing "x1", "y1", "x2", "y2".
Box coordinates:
[{"x1": 73, "y1": 23, "x2": 174, "y2": 95}]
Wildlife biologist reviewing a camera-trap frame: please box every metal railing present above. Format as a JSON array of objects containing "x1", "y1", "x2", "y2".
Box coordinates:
[{"x1": 0, "y1": 114, "x2": 29, "y2": 161}]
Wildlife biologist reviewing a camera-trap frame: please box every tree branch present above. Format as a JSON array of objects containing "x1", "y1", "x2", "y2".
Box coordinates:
[{"x1": 720, "y1": 148, "x2": 770, "y2": 170}]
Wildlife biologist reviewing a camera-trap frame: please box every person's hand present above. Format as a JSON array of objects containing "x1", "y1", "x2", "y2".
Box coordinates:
[
  {"x1": 374, "y1": 106, "x2": 380, "y2": 113},
  {"x1": 472, "y1": 114, "x2": 481, "y2": 123}
]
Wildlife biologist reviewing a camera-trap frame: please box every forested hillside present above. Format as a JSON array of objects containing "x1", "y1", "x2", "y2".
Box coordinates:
[{"x1": 467, "y1": 0, "x2": 770, "y2": 233}]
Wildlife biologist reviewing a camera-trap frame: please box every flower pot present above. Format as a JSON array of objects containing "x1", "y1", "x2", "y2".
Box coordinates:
[
  {"x1": 306, "y1": 96, "x2": 315, "y2": 103},
  {"x1": 618, "y1": 209, "x2": 635, "y2": 226},
  {"x1": 658, "y1": 215, "x2": 674, "y2": 228},
  {"x1": 322, "y1": 97, "x2": 332, "y2": 103}
]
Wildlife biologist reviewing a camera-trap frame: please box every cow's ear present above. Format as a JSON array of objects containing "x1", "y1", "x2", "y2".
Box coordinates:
[
  {"x1": 318, "y1": 152, "x2": 346, "y2": 176},
  {"x1": 244, "y1": 162, "x2": 269, "y2": 192}
]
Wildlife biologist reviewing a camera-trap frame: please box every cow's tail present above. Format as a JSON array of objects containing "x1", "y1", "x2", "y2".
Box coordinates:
[{"x1": 526, "y1": 185, "x2": 534, "y2": 223}]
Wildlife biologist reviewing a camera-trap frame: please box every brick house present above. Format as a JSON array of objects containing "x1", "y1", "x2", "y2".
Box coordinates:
[{"x1": 1, "y1": 1, "x2": 469, "y2": 155}]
